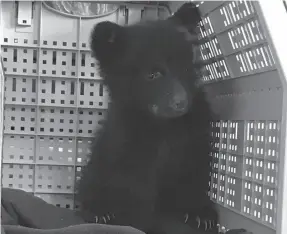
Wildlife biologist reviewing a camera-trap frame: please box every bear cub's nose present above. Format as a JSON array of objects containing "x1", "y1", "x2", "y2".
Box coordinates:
[{"x1": 170, "y1": 99, "x2": 188, "y2": 111}]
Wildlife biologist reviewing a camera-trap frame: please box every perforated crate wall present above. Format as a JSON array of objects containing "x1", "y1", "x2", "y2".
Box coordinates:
[
  {"x1": 0, "y1": 0, "x2": 168, "y2": 210},
  {"x1": 193, "y1": 1, "x2": 283, "y2": 233}
]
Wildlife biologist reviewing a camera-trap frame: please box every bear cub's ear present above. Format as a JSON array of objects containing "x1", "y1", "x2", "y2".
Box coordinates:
[
  {"x1": 89, "y1": 21, "x2": 125, "y2": 66},
  {"x1": 168, "y1": 2, "x2": 201, "y2": 31}
]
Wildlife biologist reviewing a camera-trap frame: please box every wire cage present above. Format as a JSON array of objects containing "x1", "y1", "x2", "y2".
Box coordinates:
[{"x1": 1, "y1": 1, "x2": 287, "y2": 234}]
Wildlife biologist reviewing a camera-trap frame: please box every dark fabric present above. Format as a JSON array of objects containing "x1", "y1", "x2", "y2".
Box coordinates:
[
  {"x1": 1, "y1": 188, "x2": 250, "y2": 234},
  {"x1": 1, "y1": 188, "x2": 144, "y2": 234}
]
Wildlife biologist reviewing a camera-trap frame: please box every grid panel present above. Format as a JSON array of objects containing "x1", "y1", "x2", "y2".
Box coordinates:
[
  {"x1": 35, "y1": 194, "x2": 74, "y2": 209},
  {"x1": 39, "y1": 78, "x2": 77, "y2": 107},
  {"x1": 4, "y1": 106, "x2": 37, "y2": 134},
  {"x1": 198, "y1": 1, "x2": 281, "y2": 230},
  {"x1": 2, "y1": 164, "x2": 34, "y2": 192},
  {"x1": 3, "y1": 135, "x2": 35, "y2": 164},
  {"x1": 4, "y1": 76, "x2": 37, "y2": 105},
  {"x1": 38, "y1": 107, "x2": 78, "y2": 136},
  {"x1": 2, "y1": 47, "x2": 38, "y2": 76},
  {"x1": 34, "y1": 165, "x2": 74, "y2": 193},
  {"x1": 1, "y1": 1, "x2": 167, "y2": 206},
  {"x1": 0, "y1": 1, "x2": 123, "y2": 203},
  {"x1": 76, "y1": 138, "x2": 93, "y2": 165},
  {"x1": 198, "y1": 1, "x2": 275, "y2": 83},
  {"x1": 40, "y1": 49, "x2": 77, "y2": 78},
  {"x1": 36, "y1": 136, "x2": 76, "y2": 165},
  {"x1": 210, "y1": 119, "x2": 280, "y2": 229}
]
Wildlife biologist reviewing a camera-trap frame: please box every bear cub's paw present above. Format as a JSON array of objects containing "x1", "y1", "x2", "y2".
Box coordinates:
[
  {"x1": 184, "y1": 205, "x2": 218, "y2": 231},
  {"x1": 94, "y1": 213, "x2": 116, "y2": 224}
]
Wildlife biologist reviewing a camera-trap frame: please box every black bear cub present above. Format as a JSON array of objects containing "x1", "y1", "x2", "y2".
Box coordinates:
[{"x1": 76, "y1": 3, "x2": 217, "y2": 234}]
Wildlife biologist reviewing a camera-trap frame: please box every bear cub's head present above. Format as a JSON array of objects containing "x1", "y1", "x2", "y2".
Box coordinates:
[{"x1": 90, "y1": 3, "x2": 202, "y2": 119}]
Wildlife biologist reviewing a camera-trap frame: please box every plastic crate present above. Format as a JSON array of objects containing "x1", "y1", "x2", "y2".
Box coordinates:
[{"x1": 1, "y1": 1, "x2": 287, "y2": 234}]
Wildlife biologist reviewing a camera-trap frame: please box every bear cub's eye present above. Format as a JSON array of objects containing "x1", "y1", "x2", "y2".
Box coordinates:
[{"x1": 147, "y1": 71, "x2": 163, "y2": 81}]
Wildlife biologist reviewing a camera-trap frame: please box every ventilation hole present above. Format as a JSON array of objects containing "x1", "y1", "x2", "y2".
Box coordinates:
[
  {"x1": 99, "y1": 83, "x2": 103, "y2": 96},
  {"x1": 72, "y1": 53, "x2": 76, "y2": 66},
  {"x1": 13, "y1": 49, "x2": 17, "y2": 62},
  {"x1": 80, "y1": 82, "x2": 84, "y2": 95},
  {"x1": 12, "y1": 78, "x2": 16, "y2": 91},
  {"x1": 33, "y1": 49, "x2": 37, "y2": 63},
  {"x1": 52, "y1": 51, "x2": 57, "y2": 65},
  {"x1": 81, "y1": 53, "x2": 86, "y2": 66}
]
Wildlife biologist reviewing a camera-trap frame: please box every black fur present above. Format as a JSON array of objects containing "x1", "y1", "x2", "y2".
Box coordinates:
[{"x1": 76, "y1": 3, "x2": 218, "y2": 234}]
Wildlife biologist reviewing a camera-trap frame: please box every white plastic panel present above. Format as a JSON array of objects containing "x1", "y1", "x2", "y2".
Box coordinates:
[
  {"x1": 193, "y1": 1, "x2": 285, "y2": 233},
  {"x1": 36, "y1": 136, "x2": 76, "y2": 165},
  {"x1": 3, "y1": 135, "x2": 35, "y2": 164},
  {"x1": 2, "y1": 164, "x2": 34, "y2": 192},
  {"x1": 35, "y1": 193, "x2": 74, "y2": 209}
]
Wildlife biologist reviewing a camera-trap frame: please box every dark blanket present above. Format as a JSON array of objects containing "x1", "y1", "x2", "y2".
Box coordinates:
[
  {"x1": 1, "y1": 188, "x2": 144, "y2": 234},
  {"x1": 1, "y1": 188, "x2": 251, "y2": 234}
]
